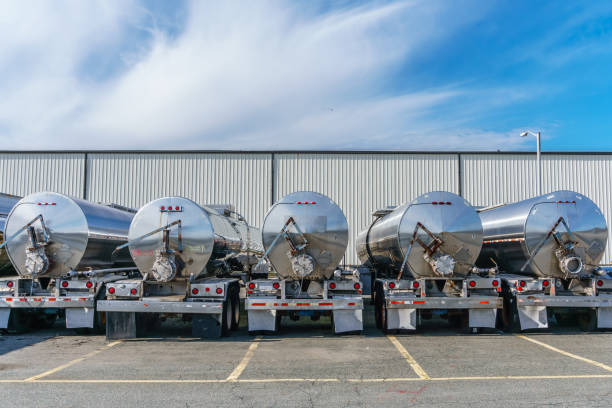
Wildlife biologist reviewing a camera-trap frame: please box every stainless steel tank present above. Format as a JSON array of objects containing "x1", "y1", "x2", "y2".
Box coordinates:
[
  {"x1": 261, "y1": 191, "x2": 348, "y2": 281},
  {"x1": 4, "y1": 192, "x2": 134, "y2": 278},
  {"x1": 127, "y1": 197, "x2": 261, "y2": 282},
  {"x1": 0, "y1": 193, "x2": 21, "y2": 275},
  {"x1": 356, "y1": 191, "x2": 483, "y2": 278},
  {"x1": 476, "y1": 190, "x2": 608, "y2": 278}
]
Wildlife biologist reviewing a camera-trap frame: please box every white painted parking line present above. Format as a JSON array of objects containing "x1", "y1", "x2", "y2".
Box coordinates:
[
  {"x1": 515, "y1": 334, "x2": 612, "y2": 372},
  {"x1": 387, "y1": 335, "x2": 431, "y2": 380},
  {"x1": 226, "y1": 336, "x2": 261, "y2": 382},
  {"x1": 23, "y1": 341, "x2": 122, "y2": 382}
]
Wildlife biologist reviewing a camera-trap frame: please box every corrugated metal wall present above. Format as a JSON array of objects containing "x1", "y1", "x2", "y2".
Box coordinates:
[
  {"x1": 274, "y1": 153, "x2": 459, "y2": 264},
  {"x1": 0, "y1": 153, "x2": 84, "y2": 197},
  {"x1": 86, "y1": 153, "x2": 272, "y2": 229},
  {"x1": 0, "y1": 151, "x2": 609, "y2": 264}
]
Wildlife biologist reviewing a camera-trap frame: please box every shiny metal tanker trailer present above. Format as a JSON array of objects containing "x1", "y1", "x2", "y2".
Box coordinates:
[
  {"x1": 0, "y1": 192, "x2": 136, "y2": 332},
  {"x1": 0, "y1": 193, "x2": 21, "y2": 276},
  {"x1": 246, "y1": 191, "x2": 363, "y2": 334},
  {"x1": 357, "y1": 191, "x2": 501, "y2": 332},
  {"x1": 98, "y1": 197, "x2": 262, "y2": 338},
  {"x1": 476, "y1": 190, "x2": 612, "y2": 331}
]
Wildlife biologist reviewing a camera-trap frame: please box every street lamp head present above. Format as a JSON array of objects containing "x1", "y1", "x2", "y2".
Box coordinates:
[{"x1": 520, "y1": 131, "x2": 529, "y2": 137}]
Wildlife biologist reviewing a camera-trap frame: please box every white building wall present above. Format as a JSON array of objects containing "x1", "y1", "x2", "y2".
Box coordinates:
[
  {"x1": 86, "y1": 153, "x2": 272, "y2": 229},
  {"x1": 0, "y1": 153, "x2": 85, "y2": 198}
]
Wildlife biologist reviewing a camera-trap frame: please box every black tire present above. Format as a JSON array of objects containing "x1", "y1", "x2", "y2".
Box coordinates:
[
  {"x1": 375, "y1": 285, "x2": 389, "y2": 333},
  {"x1": 221, "y1": 296, "x2": 232, "y2": 337},
  {"x1": 374, "y1": 283, "x2": 383, "y2": 329},
  {"x1": 499, "y1": 294, "x2": 520, "y2": 333},
  {"x1": 31, "y1": 313, "x2": 58, "y2": 330},
  {"x1": 578, "y1": 309, "x2": 597, "y2": 332},
  {"x1": 8, "y1": 310, "x2": 33, "y2": 333},
  {"x1": 230, "y1": 284, "x2": 240, "y2": 330}
]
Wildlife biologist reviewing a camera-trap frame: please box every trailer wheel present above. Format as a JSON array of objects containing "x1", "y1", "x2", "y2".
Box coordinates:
[
  {"x1": 230, "y1": 284, "x2": 240, "y2": 330},
  {"x1": 221, "y1": 296, "x2": 232, "y2": 337},
  {"x1": 8, "y1": 310, "x2": 33, "y2": 333},
  {"x1": 578, "y1": 309, "x2": 597, "y2": 332}
]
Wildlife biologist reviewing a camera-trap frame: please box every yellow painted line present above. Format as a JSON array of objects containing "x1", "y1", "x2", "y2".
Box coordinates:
[
  {"x1": 237, "y1": 378, "x2": 340, "y2": 383},
  {"x1": 515, "y1": 334, "x2": 612, "y2": 372},
  {"x1": 23, "y1": 341, "x2": 122, "y2": 382},
  {"x1": 1, "y1": 375, "x2": 611, "y2": 384},
  {"x1": 386, "y1": 335, "x2": 431, "y2": 380},
  {"x1": 226, "y1": 336, "x2": 261, "y2": 382}
]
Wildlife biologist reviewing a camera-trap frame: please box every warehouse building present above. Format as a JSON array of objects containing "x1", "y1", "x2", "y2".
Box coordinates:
[{"x1": 0, "y1": 151, "x2": 610, "y2": 264}]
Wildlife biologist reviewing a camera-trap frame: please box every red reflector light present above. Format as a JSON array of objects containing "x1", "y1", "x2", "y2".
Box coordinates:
[
  {"x1": 216, "y1": 287, "x2": 223, "y2": 294},
  {"x1": 37, "y1": 202, "x2": 41, "y2": 205},
  {"x1": 311, "y1": 202, "x2": 316, "y2": 204},
  {"x1": 7, "y1": 281, "x2": 13, "y2": 288},
  {"x1": 388, "y1": 282, "x2": 396, "y2": 289},
  {"x1": 572, "y1": 200, "x2": 576, "y2": 203},
  {"x1": 61, "y1": 281, "x2": 69, "y2": 288},
  {"x1": 205, "y1": 287, "x2": 210, "y2": 292},
  {"x1": 597, "y1": 280, "x2": 604, "y2": 287},
  {"x1": 432, "y1": 201, "x2": 438, "y2": 205},
  {"x1": 175, "y1": 206, "x2": 179, "y2": 210},
  {"x1": 446, "y1": 202, "x2": 451, "y2": 205},
  {"x1": 329, "y1": 282, "x2": 336, "y2": 289},
  {"x1": 51, "y1": 202, "x2": 56, "y2": 205},
  {"x1": 161, "y1": 206, "x2": 165, "y2": 210},
  {"x1": 469, "y1": 280, "x2": 476, "y2": 287},
  {"x1": 492, "y1": 280, "x2": 499, "y2": 287},
  {"x1": 354, "y1": 282, "x2": 361, "y2": 290},
  {"x1": 412, "y1": 281, "x2": 419, "y2": 289},
  {"x1": 108, "y1": 287, "x2": 115, "y2": 294},
  {"x1": 248, "y1": 282, "x2": 255, "y2": 289},
  {"x1": 542, "y1": 280, "x2": 549, "y2": 287},
  {"x1": 86, "y1": 281, "x2": 93, "y2": 289},
  {"x1": 297, "y1": 201, "x2": 302, "y2": 204},
  {"x1": 273, "y1": 282, "x2": 280, "y2": 289},
  {"x1": 519, "y1": 280, "x2": 526, "y2": 287},
  {"x1": 191, "y1": 288, "x2": 199, "y2": 295},
  {"x1": 130, "y1": 288, "x2": 137, "y2": 295}
]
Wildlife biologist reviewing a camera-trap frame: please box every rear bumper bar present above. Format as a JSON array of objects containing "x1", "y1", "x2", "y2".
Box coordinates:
[
  {"x1": 0, "y1": 296, "x2": 94, "y2": 309},
  {"x1": 245, "y1": 297, "x2": 363, "y2": 311},
  {"x1": 97, "y1": 299, "x2": 223, "y2": 314},
  {"x1": 385, "y1": 295, "x2": 502, "y2": 309},
  {"x1": 516, "y1": 295, "x2": 612, "y2": 308}
]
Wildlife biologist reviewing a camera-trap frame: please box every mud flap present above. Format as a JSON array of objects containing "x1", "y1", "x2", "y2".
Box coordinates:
[
  {"x1": 66, "y1": 307, "x2": 95, "y2": 329},
  {"x1": 469, "y1": 308, "x2": 497, "y2": 328},
  {"x1": 518, "y1": 306, "x2": 548, "y2": 330},
  {"x1": 0, "y1": 309, "x2": 9, "y2": 329},
  {"x1": 248, "y1": 309, "x2": 278, "y2": 332},
  {"x1": 192, "y1": 314, "x2": 222, "y2": 338},
  {"x1": 332, "y1": 309, "x2": 363, "y2": 333},
  {"x1": 106, "y1": 312, "x2": 137, "y2": 339},
  {"x1": 386, "y1": 308, "x2": 416, "y2": 330},
  {"x1": 596, "y1": 293, "x2": 612, "y2": 328}
]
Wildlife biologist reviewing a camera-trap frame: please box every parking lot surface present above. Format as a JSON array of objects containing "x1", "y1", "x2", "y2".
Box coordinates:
[{"x1": 1, "y1": 306, "x2": 611, "y2": 408}]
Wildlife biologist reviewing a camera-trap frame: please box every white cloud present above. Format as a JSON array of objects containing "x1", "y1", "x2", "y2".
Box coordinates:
[{"x1": 0, "y1": 0, "x2": 533, "y2": 150}]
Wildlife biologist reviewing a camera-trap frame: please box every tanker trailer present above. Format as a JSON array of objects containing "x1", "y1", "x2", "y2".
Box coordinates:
[
  {"x1": 98, "y1": 197, "x2": 262, "y2": 339},
  {"x1": 245, "y1": 191, "x2": 363, "y2": 334},
  {"x1": 0, "y1": 192, "x2": 137, "y2": 332},
  {"x1": 357, "y1": 191, "x2": 501, "y2": 332},
  {"x1": 0, "y1": 193, "x2": 21, "y2": 276},
  {"x1": 476, "y1": 190, "x2": 612, "y2": 331}
]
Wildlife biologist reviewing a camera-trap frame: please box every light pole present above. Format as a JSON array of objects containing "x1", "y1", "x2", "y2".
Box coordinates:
[{"x1": 520, "y1": 131, "x2": 542, "y2": 195}]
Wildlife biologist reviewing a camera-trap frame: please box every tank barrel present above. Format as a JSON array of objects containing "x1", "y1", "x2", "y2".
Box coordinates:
[
  {"x1": 4, "y1": 192, "x2": 135, "y2": 278},
  {"x1": 476, "y1": 190, "x2": 608, "y2": 278},
  {"x1": 356, "y1": 191, "x2": 483, "y2": 279},
  {"x1": 261, "y1": 191, "x2": 348, "y2": 281}
]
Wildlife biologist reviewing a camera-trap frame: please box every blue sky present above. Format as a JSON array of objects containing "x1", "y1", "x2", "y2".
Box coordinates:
[{"x1": 1, "y1": 0, "x2": 611, "y2": 151}]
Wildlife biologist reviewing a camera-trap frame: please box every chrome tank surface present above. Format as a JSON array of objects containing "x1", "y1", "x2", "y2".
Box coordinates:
[
  {"x1": 356, "y1": 191, "x2": 483, "y2": 278},
  {"x1": 477, "y1": 190, "x2": 607, "y2": 278},
  {"x1": 0, "y1": 193, "x2": 21, "y2": 275},
  {"x1": 4, "y1": 192, "x2": 134, "y2": 278},
  {"x1": 128, "y1": 197, "x2": 260, "y2": 282},
  {"x1": 262, "y1": 191, "x2": 348, "y2": 281}
]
